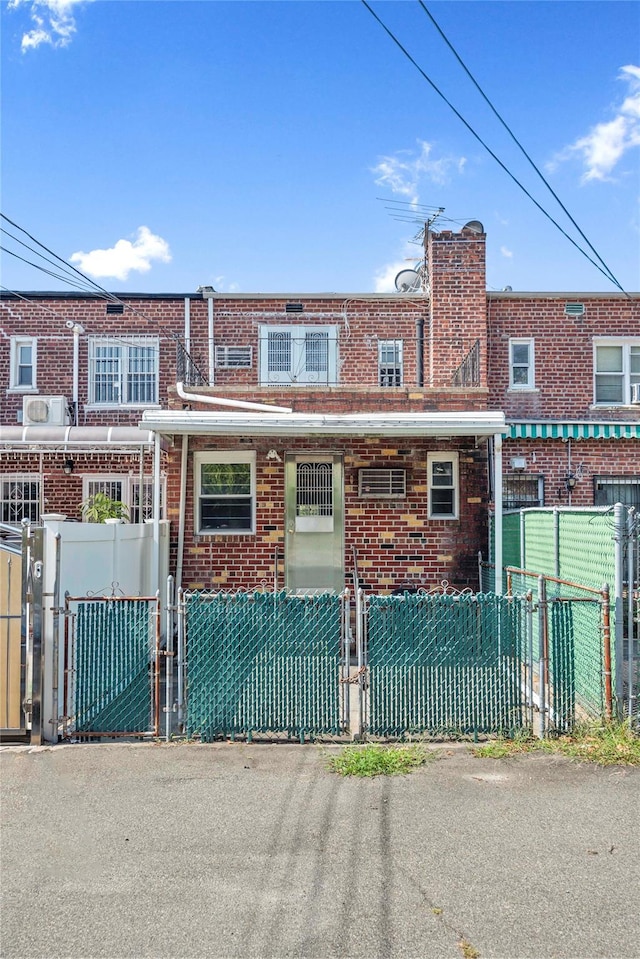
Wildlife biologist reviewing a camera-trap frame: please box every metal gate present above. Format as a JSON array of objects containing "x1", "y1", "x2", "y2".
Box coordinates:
[
  {"x1": 179, "y1": 589, "x2": 349, "y2": 741},
  {"x1": 61, "y1": 594, "x2": 161, "y2": 739},
  {"x1": 364, "y1": 591, "x2": 528, "y2": 737}
]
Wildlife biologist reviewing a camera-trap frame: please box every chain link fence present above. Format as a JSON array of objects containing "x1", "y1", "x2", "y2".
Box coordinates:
[
  {"x1": 62, "y1": 595, "x2": 160, "y2": 738},
  {"x1": 365, "y1": 592, "x2": 528, "y2": 737},
  {"x1": 181, "y1": 590, "x2": 345, "y2": 742}
]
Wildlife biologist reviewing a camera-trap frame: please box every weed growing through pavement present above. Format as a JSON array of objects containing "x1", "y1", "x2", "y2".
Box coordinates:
[
  {"x1": 472, "y1": 720, "x2": 640, "y2": 766},
  {"x1": 327, "y1": 743, "x2": 436, "y2": 777}
]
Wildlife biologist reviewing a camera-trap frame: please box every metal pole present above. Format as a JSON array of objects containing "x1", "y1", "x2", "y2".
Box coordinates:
[
  {"x1": 538, "y1": 575, "x2": 548, "y2": 738},
  {"x1": 601, "y1": 584, "x2": 613, "y2": 722},
  {"x1": 51, "y1": 533, "x2": 61, "y2": 739},
  {"x1": 165, "y1": 576, "x2": 174, "y2": 741},
  {"x1": 628, "y1": 510, "x2": 636, "y2": 719},
  {"x1": 153, "y1": 592, "x2": 161, "y2": 738},
  {"x1": 494, "y1": 434, "x2": 503, "y2": 594},
  {"x1": 177, "y1": 588, "x2": 185, "y2": 731},
  {"x1": 527, "y1": 590, "x2": 534, "y2": 729},
  {"x1": 30, "y1": 527, "x2": 44, "y2": 746}
]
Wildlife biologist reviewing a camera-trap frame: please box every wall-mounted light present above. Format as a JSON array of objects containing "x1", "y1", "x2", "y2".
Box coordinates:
[
  {"x1": 266, "y1": 449, "x2": 282, "y2": 463},
  {"x1": 565, "y1": 474, "x2": 577, "y2": 490},
  {"x1": 63, "y1": 459, "x2": 74, "y2": 474}
]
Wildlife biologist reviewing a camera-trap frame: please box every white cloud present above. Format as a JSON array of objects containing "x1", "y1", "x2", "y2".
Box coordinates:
[
  {"x1": 8, "y1": 0, "x2": 90, "y2": 52},
  {"x1": 372, "y1": 140, "x2": 466, "y2": 204},
  {"x1": 550, "y1": 65, "x2": 640, "y2": 182},
  {"x1": 500, "y1": 246, "x2": 513, "y2": 259},
  {"x1": 70, "y1": 227, "x2": 172, "y2": 280}
]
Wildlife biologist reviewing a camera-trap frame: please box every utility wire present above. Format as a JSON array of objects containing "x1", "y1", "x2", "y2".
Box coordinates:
[
  {"x1": 1, "y1": 226, "x2": 101, "y2": 293},
  {"x1": 0, "y1": 246, "x2": 99, "y2": 293},
  {"x1": 361, "y1": 0, "x2": 628, "y2": 295},
  {"x1": 418, "y1": 1, "x2": 624, "y2": 293}
]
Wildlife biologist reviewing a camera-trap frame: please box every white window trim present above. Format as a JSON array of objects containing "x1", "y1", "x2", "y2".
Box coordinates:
[
  {"x1": 427, "y1": 452, "x2": 459, "y2": 520},
  {"x1": 194, "y1": 451, "x2": 256, "y2": 536},
  {"x1": 378, "y1": 339, "x2": 404, "y2": 387},
  {"x1": 81, "y1": 474, "x2": 165, "y2": 522},
  {"x1": 258, "y1": 325, "x2": 338, "y2": 385},
  {"x1": 508, "y1": 337, "x2": 535, "y2": 391},
  {"x1": 87, "y1": 336, "x2": 160, "y2": 407},
  {"x1": 9, "y1": 336, "x2": 37, "y2": 392},
  {"x1": 593, "y1": 337, "x2": 640, "y2": 407}
]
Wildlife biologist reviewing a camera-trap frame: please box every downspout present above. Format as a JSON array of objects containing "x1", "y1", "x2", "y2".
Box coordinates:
[
  {"x1": 152, "y1": 431, "x2": 162, "y2": 594},
  {"x1": 494, "y1": 433, "x2": 503, "y2": 594},
  {"x1": 416, "y1": 318, "x2": 424, "y2": 387},
  {"x1": 184, "y1": 297, "x2": 191, "y2": 355},
  {"x1": 176, "y1": 434, "x2": 188, "y2": 592},
  {"x1": 176, "y1": 382, "x2": 292, "y2": 414}
]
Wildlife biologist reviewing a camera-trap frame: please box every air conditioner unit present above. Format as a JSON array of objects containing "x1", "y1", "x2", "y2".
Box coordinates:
[
  {"x1": 23, "y1": 395, "x2": 70, "y2": 426},
  {"x1": 631, "y1": 384, "x2": 640, "y2": 405}
]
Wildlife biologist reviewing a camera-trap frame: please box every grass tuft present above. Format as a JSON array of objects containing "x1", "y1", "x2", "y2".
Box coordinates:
[
  {"x1": 327, "y1": 743, "x2": 435, "y2": 777},
  {"x1": 458, "y1": 939, "x2": 480, "y2": 958},
  {"x1": 472, "y1": 720, "x2": 640, "y2": 766}
]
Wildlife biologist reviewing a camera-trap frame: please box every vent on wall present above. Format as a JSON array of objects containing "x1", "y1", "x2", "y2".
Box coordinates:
[
  {"x1": 106, "y1": 303, "x2": 124, "y2": 314},
  {"x1": 358, "y1": 468, "x2": 406, "y2": 498},
  {"x1": 214, "y1": 346, "x2": 253, "y2": 369},
  {"x1": 564, "y1": 302, "x2": 585, "y2": 317}
]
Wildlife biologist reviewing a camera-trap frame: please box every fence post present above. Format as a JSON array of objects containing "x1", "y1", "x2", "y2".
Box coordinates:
[
  {"x1": 176, "y1": 588, "x2": 185, "y2": 731},
  {"x1": 614, "y1": 503, "x2": 625, "y2": 706},
  {"x1": 601, "y1": 584, "x2": 613, "y2": 722},
  {"x1": 165, "y1": 575, "x2": 175, "y2": 742},
  {"x1": 628, "y1": 510, "x2": 637, "y2": 720},
  {"x1": 538, "y1": 575, "x2": 548, "y2": 738}
]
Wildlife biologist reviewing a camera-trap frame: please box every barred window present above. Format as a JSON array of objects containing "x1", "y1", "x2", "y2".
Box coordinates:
[
  {"x1": 0, "y1": 476, "x2": 40, "y2": 523},
  {"x1": 259, "y1": 325, "x2": 338, "y2": 385},
  {"x1": 503, "y1": 474, "x2": 544, "y2": 509},
  {"x1": 594, "y1": 476, "x2": 640, "y2": 509},
  {"x1": 378, "y1": 340, "x2": 403, "y2": 387},
  {"x1": 88, "y1": 337, "x2": 159, "y2": 405}
]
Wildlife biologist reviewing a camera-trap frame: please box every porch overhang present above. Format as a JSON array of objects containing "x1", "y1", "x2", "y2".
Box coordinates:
[
  {"x1": 0, "y1": 425, "x2": 155, "y2": 451},
  {"x1": 507, "y1": 420, "x2": 640, "y2": 440},
  {"x1": 140, "y1": 410, "x2": 506, "y2": 439}
]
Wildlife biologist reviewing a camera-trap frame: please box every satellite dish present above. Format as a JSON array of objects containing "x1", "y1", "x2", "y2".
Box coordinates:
[
  {"x1": 463, "y1": 220, "x2": 484, "y2": 234},
  {"x1": 394, "y1": 269, "x2": 421, "y2": 293}
]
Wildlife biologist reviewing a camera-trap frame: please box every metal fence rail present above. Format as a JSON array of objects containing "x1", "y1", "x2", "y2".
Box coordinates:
[
  {"x1": 365, "y1": 593, "x2": 527, "y2": 737},
  {"x1": 62, "y1": 595, "x2": 160, "y2": 738},
  {"x1": 182, "y1": 590, "x2": 345, "y2": 741}
]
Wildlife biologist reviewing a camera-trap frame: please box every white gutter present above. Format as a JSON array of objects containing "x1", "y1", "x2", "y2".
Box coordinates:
[
  {"x1": 176, "y1": 382, "x2": 292, "y2": 414},
  {"x1": 207, "y1": 297, "x2": 214, "y2": 386},
  {"x1": 0, "y1": 425, "x2": 154, "y2": 447}
]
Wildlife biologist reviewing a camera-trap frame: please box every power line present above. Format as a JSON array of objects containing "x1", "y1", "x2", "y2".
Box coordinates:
[
  {"x1": 417, "y1": 1, "x2": 624, "y2": 293},
  {"x1": 360, "y1": 1, "x2": 628, "y2": 295}
]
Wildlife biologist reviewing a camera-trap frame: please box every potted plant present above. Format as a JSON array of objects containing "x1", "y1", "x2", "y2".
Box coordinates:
[{"x1": 79, "y1": 492, "x2": 129, "y2": 523}]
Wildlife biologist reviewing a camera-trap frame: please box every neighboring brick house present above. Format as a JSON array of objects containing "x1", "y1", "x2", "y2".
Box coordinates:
[{"x1": 2, "y1": 223, "x2": 638, "y2": 593}]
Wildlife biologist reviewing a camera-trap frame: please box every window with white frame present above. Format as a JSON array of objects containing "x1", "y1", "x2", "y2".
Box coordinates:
[
  {"x1": 10, "y1": 337, "x2": 37, "y2": 390},
  {"x1": 195, "y1": 452, "x2": 255, "y2": 534},
  {"x1": 378, "y1": 339, "x2": 403, "y2": 386},
  {"x1": 258, "y1": 325, "x2": 338, "y2": 385},
  {"x1": 88, "y1": 336, "x2": 159, "y2": 406},
  {"x1": 509, "y1": 338, "x2": 535, "y2": 389},
  {"x1": 427, "y1": 452, "x2": 458, "y2": 519},
  {"x1": 0, "y1": 475, "x2": 40, "y2": 523},
  {"x1": 82, "y1": 476, "x2": 164, "y2": 522},
  {"x1": 503, "y1": 474, "x2": 544, "y2": 509},
  {"x1": 594, "y1": 339, "x2": 640, "y2": 405}
]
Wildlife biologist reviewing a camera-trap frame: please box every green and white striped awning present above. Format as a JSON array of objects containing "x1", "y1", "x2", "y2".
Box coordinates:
[{"x1": 507, "y1": 421, "x2": 640, "y2": 440}]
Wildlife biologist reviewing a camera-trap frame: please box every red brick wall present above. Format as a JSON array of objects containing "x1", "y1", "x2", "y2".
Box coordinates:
[
  {"x1": 502, "y1": 439, "x2": 640, "y2": 507},
  {"x1": 487, "y1": 294, "x2": 640, "y2": 419}
]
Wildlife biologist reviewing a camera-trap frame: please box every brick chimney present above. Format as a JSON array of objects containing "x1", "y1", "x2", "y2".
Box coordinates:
[{"x1": 427, "y1": 225, "x2": 487, "y2": 389}]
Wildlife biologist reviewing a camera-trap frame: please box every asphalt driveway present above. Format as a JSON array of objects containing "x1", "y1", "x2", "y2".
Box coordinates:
[{"x1": 1, "y1": 742, "x2": 638, "y2": 959}]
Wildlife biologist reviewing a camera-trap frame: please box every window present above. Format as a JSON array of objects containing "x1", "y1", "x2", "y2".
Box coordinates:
[
  {"x1": 215, "y1": 346, "x2": 253, "y2": 369},
  {"x1": 259, "y1": 325, "x2": 338, "y2": 385},
  {"x1": 82, "y1": 476, "x2": 164, "y2": 522},
  {"x1": 594, "y1": 339, "x2": 640, "y2": 405},
  {"x1": 503, "y1": 474, "x2": 544, "y2": 509},
  {"x1": 10, "y1": 337, "x2": 36, "y2": 390},
  {"x1": 378, "y1": 340, "x2": 403, "y2": 386},
  {"x1": 195, "y1": 452, "x2": 255, "y2": 534},
  {"x1": 0, "y1": 476, "x2": 40, "y2": 523},
  {"x1": 88, "y1": 336, "x2": 159, "y2": 406},
  {"x1": 594, "y1": 477, "x2": 640, "y2": 509},
  {"x1": 509, "y1": 338, "x2": 534, "y2": 389},
  {"x1": 427, "y1": 453, "x2": 458, "y2": 519}
]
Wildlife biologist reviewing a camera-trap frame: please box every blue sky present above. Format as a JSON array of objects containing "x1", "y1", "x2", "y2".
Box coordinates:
[{"x1": 1, "y1": 0, "x2": 639, "y2": 295}]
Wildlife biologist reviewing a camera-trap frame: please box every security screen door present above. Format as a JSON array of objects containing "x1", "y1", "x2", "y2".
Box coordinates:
[{"x1": 284, "y1": 454, "x2": 344, "y2": 593}]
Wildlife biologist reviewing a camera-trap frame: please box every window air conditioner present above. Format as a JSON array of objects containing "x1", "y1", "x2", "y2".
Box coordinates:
[
  {"x1": 631, "y1": 384, "x2": 640, "y2": 405},
  {"x1": 23, "y1": 395, "x2": 70, "y2": 426}
]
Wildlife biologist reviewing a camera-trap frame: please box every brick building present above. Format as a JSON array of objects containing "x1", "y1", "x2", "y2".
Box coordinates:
[{"x1": 1, "y1": 223, "x2": 638, "y2": 593}]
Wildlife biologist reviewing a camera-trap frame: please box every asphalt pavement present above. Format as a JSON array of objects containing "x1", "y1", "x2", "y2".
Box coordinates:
[{"x1": 1, "y1": 742, "x2": 639, "y2": 959}]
